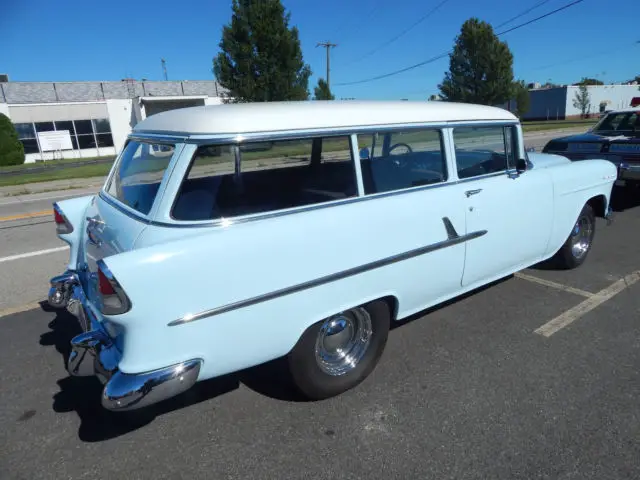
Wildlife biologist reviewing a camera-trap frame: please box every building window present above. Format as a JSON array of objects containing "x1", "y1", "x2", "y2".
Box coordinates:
[
  {"x1": 11, "y1": 118, "x2": 114, "y2": 155},
  {"x1": 14, "y1": 123, "x2": 39, "y2": 154}
]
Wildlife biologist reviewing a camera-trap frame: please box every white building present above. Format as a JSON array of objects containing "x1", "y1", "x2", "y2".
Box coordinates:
[
  {"x1": 522, "y1": 84, "x2": 639, "y2": 121},
  {"x1": 0, "y1": 80, "x2": 225, "y2": 163}
]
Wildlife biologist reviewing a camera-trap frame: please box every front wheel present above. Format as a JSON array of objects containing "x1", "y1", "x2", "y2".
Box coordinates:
[
  {"x1": 287, "y1": 300, "x2": 390, "y2": 400},
  {"x1": 552, "y1": 203, "x2": 596, "y2": 269}
]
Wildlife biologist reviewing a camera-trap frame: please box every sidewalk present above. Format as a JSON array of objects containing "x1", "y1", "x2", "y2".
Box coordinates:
[{"x1": 0, "y1": 176, "x2": 106, "y2": 197}]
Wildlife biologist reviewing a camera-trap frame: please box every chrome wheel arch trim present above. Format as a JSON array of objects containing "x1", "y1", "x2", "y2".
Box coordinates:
[{"x1": 168, "y1": 217, "x2": 486, "y2": 327}]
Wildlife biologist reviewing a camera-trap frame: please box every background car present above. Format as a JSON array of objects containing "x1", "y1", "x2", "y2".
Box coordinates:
[{"x1": 542, "y1": 107, "x2": 640, "y2": 190}]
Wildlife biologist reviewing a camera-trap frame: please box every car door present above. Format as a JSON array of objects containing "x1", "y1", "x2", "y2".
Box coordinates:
[
  {"x1": 357, "y1": 127, "x2": 468, "y2": 315},
  {"x1": 452, "y1": 125, "x2": 554, "y2": 288}
]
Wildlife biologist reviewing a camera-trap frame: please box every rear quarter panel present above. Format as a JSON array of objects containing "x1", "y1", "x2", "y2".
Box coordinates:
[{"x1": 101, "y1": 184, "x2": 468, "y2": 380}]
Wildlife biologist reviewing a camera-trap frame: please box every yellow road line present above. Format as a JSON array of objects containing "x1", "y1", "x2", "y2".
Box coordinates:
[{"x1": 0, "y1": 209, "x2": 51, "y2": 223}]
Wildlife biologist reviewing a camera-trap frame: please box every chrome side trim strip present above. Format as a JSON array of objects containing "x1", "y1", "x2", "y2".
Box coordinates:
[{"x1": 169, "y1": 218, "x2": 486, "y2": 326}]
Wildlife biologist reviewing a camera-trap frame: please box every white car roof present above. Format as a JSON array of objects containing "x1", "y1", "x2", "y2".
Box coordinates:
[{"x1": 133, "y1": 100, "x2": 518, "y2": 135}]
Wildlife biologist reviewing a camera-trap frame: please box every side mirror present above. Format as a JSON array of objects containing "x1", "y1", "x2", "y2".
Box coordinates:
[
  {"x1": 526, "y1": 147, "x2": 535, "y2": 153},
  {"x1": 359, "y1": 147, "x2": 370, "y2": 161},
  {"x1": 516, "y1": 158, "x2": 527, "y2": 173}
]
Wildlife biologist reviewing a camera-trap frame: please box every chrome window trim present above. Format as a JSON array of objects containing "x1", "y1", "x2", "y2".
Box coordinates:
[
  {"x1": 128, "y1": 133, "x2": 189, "y2": 143},
  {"x1": 169, "y1": 217, "x2": 487, "y2": 326},
  {"x1": 108, "y1": 121, "x2": 519, "y2": 228},
  {"x1": 100, "y1": 162, "x2": 515, "y2": 229},
  {"x1": 135, "y1": 120, "x2": 518, "y2": 146}
]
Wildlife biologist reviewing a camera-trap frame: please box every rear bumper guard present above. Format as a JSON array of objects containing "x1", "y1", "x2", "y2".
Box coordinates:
[
  {"x1": 48, "y1": 271, "x2": 79, "y2": 310},
  {"x1": 49, "y1": 273, "x2": 202, "y2": 411}
]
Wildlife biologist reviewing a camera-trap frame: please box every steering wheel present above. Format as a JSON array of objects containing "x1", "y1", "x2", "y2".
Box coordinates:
[
  {"x1": 388, "y1": 143, "x2": 413, "y2": 168},
  {"x1": 388, "y1": 142, "x2": 413, "y2": 156}
]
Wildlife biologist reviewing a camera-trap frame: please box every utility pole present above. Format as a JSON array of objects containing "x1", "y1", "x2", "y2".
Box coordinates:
[
  {"x1": 161, "y1": 58, "x2": 168, "y2": 81},
  {"x1": 316, "y1": 41, "x2": 337, "y2": 89}
]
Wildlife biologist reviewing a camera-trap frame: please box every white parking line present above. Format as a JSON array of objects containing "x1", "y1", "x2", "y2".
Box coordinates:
[
  {"x1": 515, "y1": 272, "x2": 594, "y2": 298},
  {"x1": 534, "y1": 271, "x2": 640, "y2": 337},
  {"x1": 0, "y1": 246, "x2": 69, "y2": 264}
]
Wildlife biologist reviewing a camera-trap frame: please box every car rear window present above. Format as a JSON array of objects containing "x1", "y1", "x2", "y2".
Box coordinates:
[{"x1": 106, "y1": 140, "x2": 176, "y2": 215}]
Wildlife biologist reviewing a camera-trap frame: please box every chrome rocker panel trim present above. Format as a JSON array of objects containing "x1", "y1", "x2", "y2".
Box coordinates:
[{"x1": 58, "y1": 277, "x2": 203, "y2": 411}]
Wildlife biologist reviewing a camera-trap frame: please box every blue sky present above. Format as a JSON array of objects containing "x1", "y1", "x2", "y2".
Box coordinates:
[{"x1": 2, "y1": 0, "x2": 638, "y2": 100}]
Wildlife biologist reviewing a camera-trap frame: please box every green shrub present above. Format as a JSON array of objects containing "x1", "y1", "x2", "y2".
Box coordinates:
[{"x1": 0, "y1": 113, "x2": 25, "y2": 166}]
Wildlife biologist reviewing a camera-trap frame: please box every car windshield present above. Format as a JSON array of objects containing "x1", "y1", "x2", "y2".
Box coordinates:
[{"x1": 592, "y1": 111, "x2": 639, "y2": 136}]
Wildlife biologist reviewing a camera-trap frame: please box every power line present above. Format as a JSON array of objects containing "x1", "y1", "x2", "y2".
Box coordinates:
[
  {"x1": 493, "y1": 0, "x2": 553, "y2": 29},
  {"x1": 347, "y1": 0, "x2": 451, "y2": 65},
  {"x1": 495, "y1": 0, "x2": 584, "y2": 35},
  {"x1": 409, "y1": 40, "x2": 638, "y2": 97},
  {"x1": 334, "y1": 0, "x2": 585, "y2": 87}
]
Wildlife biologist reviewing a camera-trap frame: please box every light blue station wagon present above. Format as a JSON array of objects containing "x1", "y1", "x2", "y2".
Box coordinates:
[{"x1": 47, "y1": 100, "x2": 617, "y2": 412}]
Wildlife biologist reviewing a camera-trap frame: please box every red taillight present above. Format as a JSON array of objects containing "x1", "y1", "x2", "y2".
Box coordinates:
[
  {"x1": 53, "y1": 204, "x2": 73, "y2": 234},
  {"x1": 98, "y1": 268, "x2": 116, "y2": 295},
  {"x1": 96, "y1": 261, "x2": 131, "y2": 315},
  {"x1": 54, "y1": 208, "x2": 65, "y2": 225}
]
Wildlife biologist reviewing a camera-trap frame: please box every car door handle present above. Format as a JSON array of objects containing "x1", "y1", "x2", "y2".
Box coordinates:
[{"x1": 465, "y1": 189, "x2": 482, "y2": 197}]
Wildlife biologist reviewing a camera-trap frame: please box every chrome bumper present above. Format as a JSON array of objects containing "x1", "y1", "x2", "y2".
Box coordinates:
[
  {"x1": 618, "y1": 163, "x2": 640, "y2": 182},
  {"x1": 48, "y1": 272, "x2": 202, "y2": 412}
]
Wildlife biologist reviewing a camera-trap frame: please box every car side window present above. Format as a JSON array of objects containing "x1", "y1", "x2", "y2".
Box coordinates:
[
  {"x1": 357, "y1": 128, "x2": 447, "y2": 195},
  {"x1": 172, "y1": 136, "x2": 357, "y2": 221},
  {"x1": 453, "y1": 126, "x2": 515, "y2": 179}
]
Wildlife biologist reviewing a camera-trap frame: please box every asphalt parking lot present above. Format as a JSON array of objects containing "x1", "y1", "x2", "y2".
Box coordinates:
[{"x1": 0, "y1": 188, "x2": 639, "y2": 479}]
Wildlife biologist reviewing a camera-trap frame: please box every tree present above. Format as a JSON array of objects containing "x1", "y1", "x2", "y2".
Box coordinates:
[
  {"x1": 511, "y1": 80, "x2": 530, "y2": 118},
  {"x1": 573, "y1": 84, "x2": 591, "y2": 118},
  {"x1": 0, "y1": 113, "x2": 24, "y2": 166},
  {"x1": 438, "y1": 18, "x2": 514, "y2": 105},
  {"x1": 212, "y1": 0, "x2": 312, "y2": 102},
  {"x1": 313, "y1": 78, "x2": 334, "y2": 100},
  {"x1": 577, "y1": 77, "x2": 603, "y2": 86}
]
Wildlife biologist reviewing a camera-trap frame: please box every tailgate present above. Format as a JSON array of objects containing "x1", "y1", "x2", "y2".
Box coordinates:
[{"x1": 79, "y1": 195, "x2": 147, "y2": 302}]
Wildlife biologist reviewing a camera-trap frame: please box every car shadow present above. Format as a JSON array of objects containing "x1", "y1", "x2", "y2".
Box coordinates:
[
  {"x1": 390, "y1": 275, "x2": 513, "y2": 331},
  {"x1": 610, "y1": 185, "x2": 640, "y2": 212},
  {"x1": 39, "y1": 304, "x2": 305, "y2": 442}
]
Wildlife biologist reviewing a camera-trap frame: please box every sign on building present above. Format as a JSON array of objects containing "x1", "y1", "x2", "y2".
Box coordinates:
[{"x1": 37, "y1": 130, "x2": 73, "y2": 151}]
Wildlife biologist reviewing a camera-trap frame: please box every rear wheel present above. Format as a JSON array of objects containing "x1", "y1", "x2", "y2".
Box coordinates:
[
  {"x1": 287, "y1": 300, "x2": 390, "y2": 400},
  {"x1": 552, "y1": 203, "x2": 596, "y2": 269}
]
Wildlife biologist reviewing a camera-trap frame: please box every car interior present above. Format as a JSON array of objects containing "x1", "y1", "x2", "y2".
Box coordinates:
[{"x1": 172, "y1": 138, "x2": 359, "y2": 221}]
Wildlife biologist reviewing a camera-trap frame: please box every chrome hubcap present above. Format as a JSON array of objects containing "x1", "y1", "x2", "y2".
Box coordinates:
[
  {"x1": 570, "y1": 214, "x2": 593, "y2": 259},
  {"x1": 314, "y1": 308, "x2": 373, "y2": 376}
]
